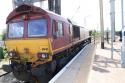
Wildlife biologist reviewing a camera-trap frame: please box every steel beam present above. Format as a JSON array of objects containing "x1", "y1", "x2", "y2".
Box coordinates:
[
  {"x1": 48, "y1": 0, "x2": 55, "y2": 11},
  {"x1": 13, "y1": 0, "x2": 61, "y2": 15},
  {"x1": 13, "y1": 0, "x2": 46, "y2": 6},
  {"x1": 55, "y1": 0, "x2": 61, "y2": 14}
]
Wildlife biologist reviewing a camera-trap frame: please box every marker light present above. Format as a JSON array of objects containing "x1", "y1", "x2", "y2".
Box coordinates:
[
  {"x1": 8, "y1": 51, "x2": 17, "y2": 57},
  {"x1": 37, "y1": 53, "x2": 48, "y2": 59}
]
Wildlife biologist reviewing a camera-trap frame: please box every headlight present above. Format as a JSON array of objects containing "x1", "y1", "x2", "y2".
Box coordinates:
[
  {"x1": 9, "y1": 52, "x2": 13, "y2": 57},
  {"x1": 8, "y1": 51, "x2": 17, "y2": 57},
  {"x1": 37, "y1": 53, "x2": 48, "y2": 59},
  {"x1": 41, "y1": 54, "x2": 46, "y2": 58}
]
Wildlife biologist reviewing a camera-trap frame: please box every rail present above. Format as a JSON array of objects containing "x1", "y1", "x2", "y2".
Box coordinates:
[{"x1": 0, "y1": 72, "x2": 11, "y2": 78}]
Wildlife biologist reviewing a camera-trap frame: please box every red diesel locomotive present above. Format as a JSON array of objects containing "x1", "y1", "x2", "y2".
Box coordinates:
[{"x1": 4, "y1": 4, "x2": 91, "y2": 83}]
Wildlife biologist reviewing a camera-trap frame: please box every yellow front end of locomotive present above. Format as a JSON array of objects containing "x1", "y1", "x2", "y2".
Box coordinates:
[{"x1": 5, "y1": 38, "x2": 53, "y2": 66}]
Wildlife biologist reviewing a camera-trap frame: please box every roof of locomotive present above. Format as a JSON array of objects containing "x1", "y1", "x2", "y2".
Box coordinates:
[{"x1": 6, "y1": 4, "x2": 69, "y2": 23}]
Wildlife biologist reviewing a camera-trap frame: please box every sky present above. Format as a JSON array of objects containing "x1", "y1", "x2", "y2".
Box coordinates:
[
  {"x1": 0, "y1": 0, "x2": 123, "y2": 34},
  {"x1": 61, "y1": 0, "x2": 100, "y2": 29},
  {"x1": 0, "y1": 0, "x2": 12, "y2": 34}
]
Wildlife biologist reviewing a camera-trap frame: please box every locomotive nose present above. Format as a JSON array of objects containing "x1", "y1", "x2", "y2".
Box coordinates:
[{"x1": 5, "y1": 38, "x2": 51, "y2": 62}]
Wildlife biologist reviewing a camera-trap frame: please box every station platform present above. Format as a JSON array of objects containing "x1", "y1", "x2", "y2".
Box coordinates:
[
  {"x1": 49, "y1": 43, "x2": 95, "y2": 83},
  {"x1": 88, "y1": 40, "x2": 125, "y2": 83}
]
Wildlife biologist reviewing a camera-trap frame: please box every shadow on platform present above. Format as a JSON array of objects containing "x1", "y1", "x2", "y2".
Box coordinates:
[
  {"x1": 92, "y1": 66, "x2": 110, "y2": 73},
  {"x1": 93, "y1": 55, "x2": 121, "y2": 68},
  {"x1": 104, "y1": 47, "x2": 121, "y2": 54}
]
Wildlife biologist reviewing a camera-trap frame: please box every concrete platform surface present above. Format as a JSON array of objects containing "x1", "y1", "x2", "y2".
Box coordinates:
[
  {"x1": 49, "y1": 43, "x2": 95, "y2": 83},
  {"x1": 88, "y1": 41, "x2": 125, "y2": 83}
]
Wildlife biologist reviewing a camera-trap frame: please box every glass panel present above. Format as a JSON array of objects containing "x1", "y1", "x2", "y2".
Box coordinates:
[
  {"x1": 28, "y1": 19, "x2": 47, "y2": 37},
  {"x1": 57, "y1": 22, "x2": 64, "y2": 37},
  {"x1": 8, "y1": 22, "x2": 24, "y2": 38}
]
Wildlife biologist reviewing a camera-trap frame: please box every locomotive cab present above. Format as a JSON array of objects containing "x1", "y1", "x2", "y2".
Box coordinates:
[{"x1": 5, "y1": 4, "x2": 53, "y2": 67}]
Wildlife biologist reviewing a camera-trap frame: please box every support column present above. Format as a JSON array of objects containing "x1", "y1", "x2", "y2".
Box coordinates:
[
  {"x1": 121, "y1": 0, "x2": 125, "y2": 68},
  {"x1": 110, "y1": 0, "x2": 116, "y2": 42},
  {"x1": 48, "y1": 0, "x2": 54, "y2": 12},
  {"x1": 99, "y1": 0, "x2": 104, "y2": 49},
  {"x1": 110, "y1": 0, "x2": 115, "y2": 59},
  {"x1": 55, "y1": 0, "x2": 61, "y2": 15}
]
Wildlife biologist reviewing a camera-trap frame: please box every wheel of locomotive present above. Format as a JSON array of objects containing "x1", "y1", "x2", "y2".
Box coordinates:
[
  {"x1": 65, "y1": 49, "x2": 71, "y2": 63},
  {"x1": 58, "y1": 57, "x2": 66, "y2": 69},
  {"x1": 47, "y1": 59, "x2": 57, "y2": 75},
  {"x1": 13, "y1": 71, "x2": 38, "y2": 83},
  {"x1": 51, "y1": 60, "x2": 57, "y2": 73},
  {"x1": 13, "y1": 71, "x2": 31, "y2": 82},
  {"x1": 29, "y1": 76, "x2": 39, "y2": 83}
]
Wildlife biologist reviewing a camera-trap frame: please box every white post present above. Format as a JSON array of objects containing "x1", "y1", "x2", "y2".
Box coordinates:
[
  {"x1": 121, "y1": 0, "x2": 125, "y2": 68},
  {"x1": 110, "y1": 0, "x2": 115, "y2": 59},
  {"x1": 99, "y1": 0, "x2": 104, "y2": 49}
]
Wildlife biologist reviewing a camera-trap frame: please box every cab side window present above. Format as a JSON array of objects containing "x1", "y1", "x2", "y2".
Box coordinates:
[
  {"x1": 52, "y1": 20, "x2": 57, "y2": 38},
  {"x1": 57, "y1": 22, "x2": 64, "y2": 37},
  {"x1": 52, "y1": 20, "x2": 64, "y2": 38}
]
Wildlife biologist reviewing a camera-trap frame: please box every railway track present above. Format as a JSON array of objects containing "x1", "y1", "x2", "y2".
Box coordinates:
[
  {"x1": 0, "y1": 67, "x2": 24, "y2": 83},
  {"x1": 0, "y1": 72, "x2": 24, "y2": 83},
  {"x1": 0, "y1": 68, "x2": 14, "y2": 83},
  {"x1": 0, "y1": 71, "x2": 11, "y2": 78}
]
